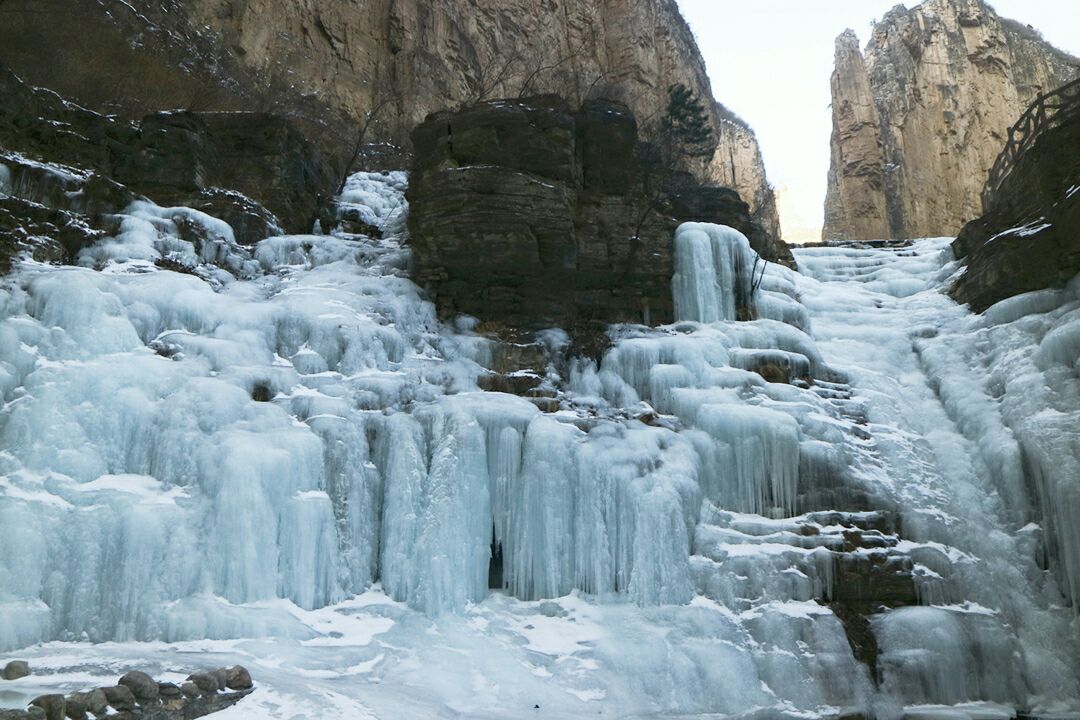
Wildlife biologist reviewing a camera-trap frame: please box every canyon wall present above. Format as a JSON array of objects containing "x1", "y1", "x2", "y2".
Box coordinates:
[
  {"x1": 0, "y1": 0, "x2": 780, "y2": 241},
  {"x1": 823, "y1": 0, "x2": 1078, "y2": 241}
]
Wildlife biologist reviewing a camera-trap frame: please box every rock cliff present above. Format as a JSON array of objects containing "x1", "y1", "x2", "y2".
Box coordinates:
[
  {"x1": 0, "y1": 0, "x2": 781, "y2": 242},
  {"x1": 823, "y1": 0, "x2": 1079, "y2": 240},
  {"x1": 407, "y1": 96, "x2": 792, "y2": 335}
]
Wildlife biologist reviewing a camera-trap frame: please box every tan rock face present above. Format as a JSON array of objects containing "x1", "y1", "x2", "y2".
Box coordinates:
[
  {"x1": 823, "y1": 0, "x2": 1078, "y2": 240},
  {"x1": 823, "y1": 31, "x2": 889, "y2": 240},
  {"x1": 0, "y1": 0, "x2": 780, "y2": 240}
]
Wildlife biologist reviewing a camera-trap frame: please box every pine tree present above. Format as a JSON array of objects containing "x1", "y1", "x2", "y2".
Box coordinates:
[
  {"x1": 627, "y1": 84, "x2": 717, "y2": 253},
  {"x1": 662, "y1": 84, "x2": 715, "y2": 160}
]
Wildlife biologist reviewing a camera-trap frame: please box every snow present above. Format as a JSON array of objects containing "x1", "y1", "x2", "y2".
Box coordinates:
[
  {"x1": 987, "y1": 219, "x2": 1053, "y2": 243},
  {"x1": 0, "y1": 171, "x2": 1077, "y2": 718}
]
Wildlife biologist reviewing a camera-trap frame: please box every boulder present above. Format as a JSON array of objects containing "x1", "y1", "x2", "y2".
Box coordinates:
[
  {"x1": 28, "y1": 695, "x2": 64, "y2": 720},
  {"x1": 157, "y1": 682, "x2": 182, "y2": 698},
  {"x1": 179, "y1": 681, "x2": 201, "y2": 698},
  {"x1": 118, "y1": 670, "x2": 159, "y2": 704},
  {"x1": 60, "y1": 694, "x2": 85, "y2": 720},
  {"x1": 186, "y1": 672, "x2": 220, "y2": 694},
  {"x1": 2, "y1": 660, "x2": 30, "y2": 680},
  {"x1": 67, "y1": 690, "x2": 105, "y2": 716},
  {"x1": 210, "y1": 668, "x2": 228, "y2": 693},
  {"x1": 224, "y1": 666, "x2": 253, "y2": 691},
  {"x1": 101, "y1": 685, "x2": 136, "y2": 711},
  {"x1": 157, "y1": 682, "x2": 185, "y2": 711},
  {"x1": 0, "y1": 710, "x2": 44, "y2": 720}
]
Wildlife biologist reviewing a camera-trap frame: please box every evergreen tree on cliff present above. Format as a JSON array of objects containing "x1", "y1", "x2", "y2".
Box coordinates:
[
  {"x1": 662, "y1": 83, "x2": 715, "y2": 160},
  {"x1": 630, "y1": 84, "x2": 717, "y2": 248}
]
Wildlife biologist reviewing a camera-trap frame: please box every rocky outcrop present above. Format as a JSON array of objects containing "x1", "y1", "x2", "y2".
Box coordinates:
[
  {"x1": 823, "y1": 0, "x2": 1079, "y2": 240},
  {"x1": 950, "y1": 107, "x2": 1080, "y2": 311},
  {"x1": 0, "y1": 63, "x2": 333, "y2": 252},
  {"x1": 0, "y1": 666, "x2": 252, "y2": 720},
  {"x1": 0, "y1": 0, "x2": 781, "y2": 242},
  {"x1": 407, "y1": 96, "x2": 790, "y2": 334}
]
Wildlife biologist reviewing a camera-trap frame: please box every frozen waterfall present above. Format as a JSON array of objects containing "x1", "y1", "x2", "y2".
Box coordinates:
[{"x1": 0, "y1": 167, "x2": 1077, "y2": 719}]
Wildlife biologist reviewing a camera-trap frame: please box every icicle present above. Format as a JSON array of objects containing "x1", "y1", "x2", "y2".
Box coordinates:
[
  {"x1": 695, "y1": 404, "x2": 800, "y2": 517},
  {"x1": 408, "y1": 409, "x2": 491, "y2": 615},
  {"x1": 505, "y1": 417, "x2": 581, "y2": 600},
  {"x1": 377, "y1": 413, "x2": 427, "y2": 604}
]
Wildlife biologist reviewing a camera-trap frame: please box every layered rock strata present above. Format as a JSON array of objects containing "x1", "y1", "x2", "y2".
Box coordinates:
[{"x1": 407, "y1": 96, "x2": 792, "y2": 334}]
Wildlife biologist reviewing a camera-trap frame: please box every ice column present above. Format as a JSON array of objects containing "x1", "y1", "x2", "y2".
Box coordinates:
[{"x1": 673, "y1": 223, "x2": 757, "y2": 322}]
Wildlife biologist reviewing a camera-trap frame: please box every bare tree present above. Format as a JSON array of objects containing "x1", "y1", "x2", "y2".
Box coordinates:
[
  {"x1": 336, "y1": 94, "x2": 397, "y2": 196},
  {"x1": 466, "y1": 49, "x2": 523, "y2": 105},
  {"x1": 516, "y1": 36, "x2": 590, "y2": 99}
]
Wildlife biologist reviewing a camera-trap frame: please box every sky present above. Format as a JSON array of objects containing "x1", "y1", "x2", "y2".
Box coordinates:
[{"x1": 676, "y1": 0, "x2": 1080, "y2": 243}]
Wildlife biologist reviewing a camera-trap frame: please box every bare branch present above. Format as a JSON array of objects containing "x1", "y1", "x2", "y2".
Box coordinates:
[
  {"x1": 336, "y1": 95, "x2": 396, "y2": 196},
  {"x1": 468, "y1": 50, "x2": 522, "y2": 104},
  {"x1": 517, "y1": 35, "x2": 590, "y2": 99}
]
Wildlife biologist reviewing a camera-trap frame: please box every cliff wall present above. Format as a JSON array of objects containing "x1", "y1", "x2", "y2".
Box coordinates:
[
  {"x1": 823, "y1": 0, "x2": 1078, "y2": 240},
  {"x1": 0, "y1": 0, "x2": 781, "y2": 241}
]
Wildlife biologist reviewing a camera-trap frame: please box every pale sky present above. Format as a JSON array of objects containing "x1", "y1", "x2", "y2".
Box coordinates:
[{"x1": 677, "y1": 0, "x2": 1080, "y2": 243}]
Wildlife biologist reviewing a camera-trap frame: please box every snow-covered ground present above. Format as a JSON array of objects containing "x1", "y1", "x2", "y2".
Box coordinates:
[{"x1": 0, "y1": 171, "x2": 1077, "y2": 718}]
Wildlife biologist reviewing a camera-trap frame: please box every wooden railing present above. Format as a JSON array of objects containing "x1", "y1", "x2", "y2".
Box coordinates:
[{"x1": 982, "y1": 75, "x2": 1080, "y2": 211}]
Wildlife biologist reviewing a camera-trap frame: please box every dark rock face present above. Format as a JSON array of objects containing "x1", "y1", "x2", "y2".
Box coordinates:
[
  {"x1": 950, "y1": 114, "x2": 1080, "y2": 311},
  {"x1": 110, "y1": 111, "x2": 331, "y2": 236},
  {"x1": 0, "y1": 161, "x2": 135, "y2": 276},
  {"x1": 408, "y1": 96, "x2": 790, "y2": 334},
  {"x1": 0, "y1": 62, "x2": 333, "y2": 246}
]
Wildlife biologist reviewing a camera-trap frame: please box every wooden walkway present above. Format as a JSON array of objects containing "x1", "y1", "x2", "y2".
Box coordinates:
[{"x1": 982, "y1": 75, "x2": 1080, "y2": 211}]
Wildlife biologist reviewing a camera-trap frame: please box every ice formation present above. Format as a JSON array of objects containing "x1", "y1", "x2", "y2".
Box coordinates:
[{"x1": 0, "y1": 171, "x2": 1078, "y2": 719}]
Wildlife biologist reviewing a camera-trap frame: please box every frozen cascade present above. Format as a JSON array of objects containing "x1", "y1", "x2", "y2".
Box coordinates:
[
  {"x1": 672, "y1": 222, "x2": 755, "y2": 322},
  {"x1": 0, "y1": 164, "x2": 1077, "y2": 719}
]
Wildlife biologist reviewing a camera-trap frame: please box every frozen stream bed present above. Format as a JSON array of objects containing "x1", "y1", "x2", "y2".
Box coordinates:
[{"x1": 0, "y1": 170, "x2": 1078, "y2": 719}]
